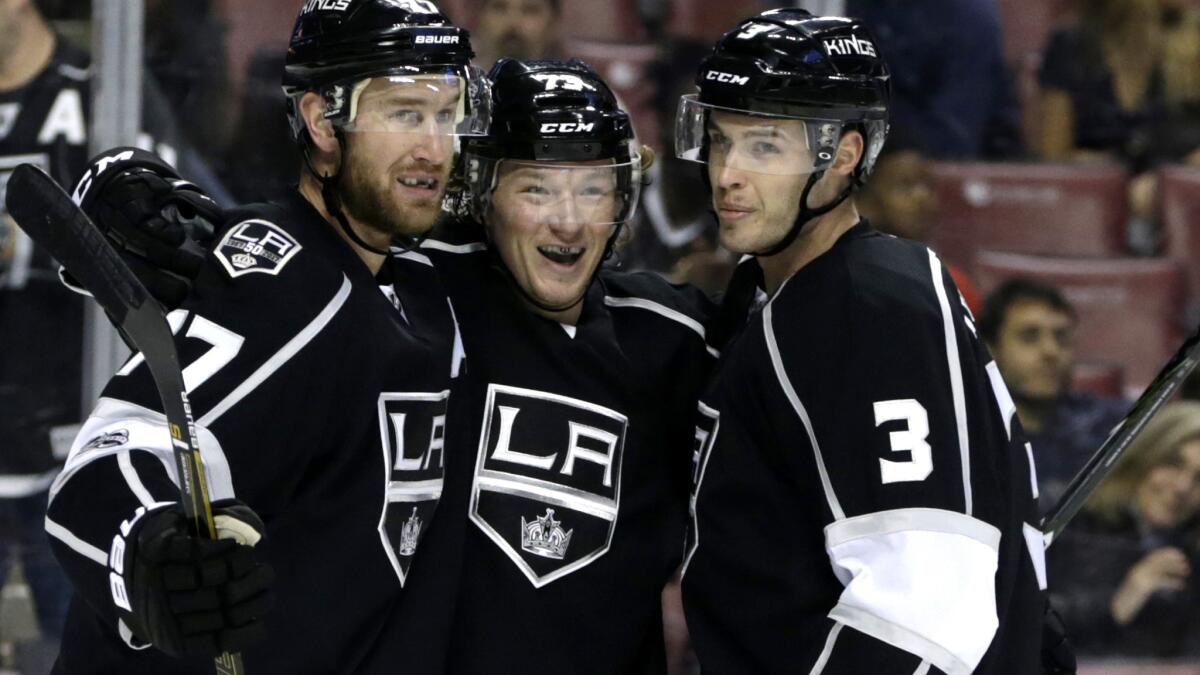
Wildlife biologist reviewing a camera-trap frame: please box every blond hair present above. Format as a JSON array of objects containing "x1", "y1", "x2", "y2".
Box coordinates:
[{"x1": 1085, "y1": 400, "x2": 1200, "y2": 525}]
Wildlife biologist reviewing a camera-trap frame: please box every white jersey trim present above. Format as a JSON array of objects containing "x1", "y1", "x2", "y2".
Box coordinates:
[
  {"x1": 420, "y1": 239, "x2": 488, "y2": 254},
  {"x1": 45, "y1": 515, "x2": 107, "y2": 566},
  {"x1": 825, "y1": 508, "x2": 1000, "y2": 674},
  {"x1": 913, "y1": 660, "x2": 932, "y2": 675},
  {"x1": 199, "y1": 274, "x2": 351, "y2": 426},
  {"x1": 50, "y1": 398, "x2": 237, "y2": 505},
  {"x1": 808, "y1": 621, "x2": 844, "y2": 675},
  {"x1": 927, "y1": 249, "x2": 973, "y2": 515},
  {"x1": 389, "y1": 249, "x2": 434, "y2": 267},
  {"x1": 763, "y1": 301, "x2": 846, "y2": 520},
  {"x1": 1023, "y1": 522, "x2": 1049, "y2": 590},
  {"x1": 603, "y1": 295, "x2": 720, "y2": 358}
]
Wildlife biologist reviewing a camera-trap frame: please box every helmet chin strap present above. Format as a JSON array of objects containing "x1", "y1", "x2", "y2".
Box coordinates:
[
  {"x1": 305, "y1": 130, "x2": 428, "y2": 258},
  {"x1": 751, "y1": 170, "x2": 859, "y2": 258}
]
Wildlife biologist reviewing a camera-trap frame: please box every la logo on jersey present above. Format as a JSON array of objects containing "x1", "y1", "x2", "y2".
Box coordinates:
[
  {"x1": 470, "y1": 383, "x2": 628, "y2": 587},
  {"x1": 377, "y1": 391, "x2": 448, "y2": 586},
  {"x1": 215, "y1": 219, "x2": 303, "y2": 278}
]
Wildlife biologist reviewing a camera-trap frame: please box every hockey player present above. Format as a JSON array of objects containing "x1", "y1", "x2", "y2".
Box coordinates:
[
  {"x1": 43, "y1": 1, "x2": 488, "y2": 673},
  {"x1": 393, "y1": 58, "x2": 716, "y2": 673},
  {"x1": 674, "y1": 9, "x2": 1045, "y2": 674}
]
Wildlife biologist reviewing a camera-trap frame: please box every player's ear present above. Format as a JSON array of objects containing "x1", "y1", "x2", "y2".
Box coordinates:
[
  {"x1": 829, "y1": 129, "x2": 864, "y2": 177},
  {"x1": 299, "y1": 92, "x2": 339, "y2": 156}
]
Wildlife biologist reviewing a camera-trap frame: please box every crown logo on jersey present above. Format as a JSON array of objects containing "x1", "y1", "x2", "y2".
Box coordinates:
[
  {"x1": 520, "y1": 508, "x2": 573, "y2": 560},
  {"x1": 398, "y1": 507, "x2": 422, "y2": 557}
]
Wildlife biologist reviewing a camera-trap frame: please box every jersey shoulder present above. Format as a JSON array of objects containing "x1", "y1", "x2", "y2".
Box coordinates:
[
  {"x1": 835, "y1": 229, "x2": 955, "y2": 331},
  {"x1": 421, "y1": 218, "x2": 489, "y2": 255},
  {"x1": 599, "y1": 269, "x2": 717, "y2": 351}
]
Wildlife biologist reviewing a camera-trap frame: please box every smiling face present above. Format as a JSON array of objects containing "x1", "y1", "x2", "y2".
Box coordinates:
[
  {"x1": 337, "y1": 76, "x2": 461, "y2": 238},
  {"x1": 487, "y1": 160, "x2": 621, "y2": 317},
  {"x1": 705, "y1": 111, "x2": 813, "y2": 253},
  {"x1": 1136, "y1": 438, "x2": 1200, "y2": 529}
]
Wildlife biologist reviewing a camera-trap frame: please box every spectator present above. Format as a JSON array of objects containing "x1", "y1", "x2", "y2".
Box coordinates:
[
  {"x1": 0, "y1": 1, "x2": 215, "y2": 670},
  {"x1": 855, "y1": 135, "x2": 984, "y2": 314},
  {"x1": 1048, "y1": 401, "x2": 1200, "y2": 657},
  {"x1": 846, "y1": 0, "x2": 1023, "y2": 159},
  {"x1": 979, "y1": 278, "x2": 1129, "y2": 509},
  {"x1": 470, "y1": 0, "x2": 562, "y2": 69},
  {"x1": 1038, "y1": 0, "x2": 1200, "y2": 172}
]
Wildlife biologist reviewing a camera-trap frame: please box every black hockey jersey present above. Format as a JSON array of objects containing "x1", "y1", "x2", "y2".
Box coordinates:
[
  {"x1": 365, "y1": 220, "x2": 715, "y2": 673},
  {"x1": 0, "y1": 38, "x2": 188, "y2": 486},
  {"x1": 682, "y1": 221, "x2": 1045, "y2": 674},
  {"x1": 44, "y1": 191, "x2": 460, "y2": 674}
]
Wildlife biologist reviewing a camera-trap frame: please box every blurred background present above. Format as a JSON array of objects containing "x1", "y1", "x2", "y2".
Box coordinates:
[{"x1": 3, "y1": 0, "x2": 1200, "y2": 673}]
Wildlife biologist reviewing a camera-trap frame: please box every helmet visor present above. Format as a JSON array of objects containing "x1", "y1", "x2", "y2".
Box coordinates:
[
  {"x1": 336, "y1": 65, "x2": 491, "y2": 136},
  {"x1": 675, "y1": 95, "x2": 846, "y2": 176},
  {"x1": 480, "y1": 157, "x2": 642, "y2": 228}
]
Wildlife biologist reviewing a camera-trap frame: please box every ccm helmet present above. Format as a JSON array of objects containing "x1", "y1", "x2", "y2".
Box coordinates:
[
  {"x1": 463, "y1": 58, "x2": 642, "y2": 233},
  {"x1": 676, "y1": 8, "x2": 890, "y2": 255}
]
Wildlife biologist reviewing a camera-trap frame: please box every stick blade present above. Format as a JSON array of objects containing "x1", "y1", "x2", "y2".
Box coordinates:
[{"x1": 4, "y1": 163, "x2": 147, "y2": 324}]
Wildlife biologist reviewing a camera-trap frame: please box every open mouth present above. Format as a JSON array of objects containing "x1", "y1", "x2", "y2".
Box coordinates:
[
  {"x1": 538, "y1": 245, "x2": 585, "y2": 266},
  {"x1": 397, "y1": 176, "x2": 440, "y2": 192}
]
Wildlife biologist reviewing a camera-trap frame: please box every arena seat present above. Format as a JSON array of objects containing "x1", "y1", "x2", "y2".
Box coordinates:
[
  {"x1": 928, "y1": 162, "x2": 1129, "y2": 272},
  {"x1": 995, "y1": 0, "x2": 1067, "y2": 66},
  {"x1": 1159, "y1": 165, "x2": 1200, "y2": 311},
  {"x1": 975, "y1": 251, "x2": 1186, "y2": 390},
  {"x1": 571, "y1": 40, "x2": 660, "y2": 145},
  {"x1": 1071, "y1": 362, "x2": 1125, "y2": 399}
]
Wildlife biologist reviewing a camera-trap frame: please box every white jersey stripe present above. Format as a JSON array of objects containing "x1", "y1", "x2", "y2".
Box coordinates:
[
  {"x1": 808, "y1": 621, "x2": 844, "y2": 675},
  {"x1": 927, "y1": 249, "x2": 973, "y2": 515},
  {"x1": 420, "y1": 239, "x2": 487, "y2": 254},
  {"x1": 913, "y1": 660, "x2": 932, "y2": 675},
  {"x1": 45, "y1": 516, "x2": 107, "y2": 566},
  {"x1": 603, "y1": 295, "x2": 720, "y2": 358},
  {"x1": 764, "y1": 301, "x2": 846, "y2": 521},
  {"x1": 200, "y1": 274, "x2": 351, "y2": 426},
  {"x1": 117, "y1": 451, "x2": 156, "y2": 508}
]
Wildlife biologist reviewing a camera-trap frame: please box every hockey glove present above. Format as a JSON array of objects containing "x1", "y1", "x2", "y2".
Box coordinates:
[
  {"x1": 113, "y1": 500, "x2": 274, "y2": 658},
  {"x1": 67, "y1": 147, "x2": 223, "y2": 309}
]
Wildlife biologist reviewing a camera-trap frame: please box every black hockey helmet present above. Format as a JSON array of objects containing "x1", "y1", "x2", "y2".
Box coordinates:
[
  {"x1": 283, "y1": 0, "x2": 490, "y2": 146},
  {"x1": 463, "y1": 58, "x2": 642, "y2": 229},
  {"x1": 675, "y1": 8, "x2": 890, "y2": 256}
]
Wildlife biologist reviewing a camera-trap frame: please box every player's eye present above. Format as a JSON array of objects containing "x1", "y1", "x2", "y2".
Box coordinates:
[
  {"x1": 751, "y1": 141, "x2": 781, "y2": 156},
  {"x1": 435, "y1": 108, "x2": 456, "y2": 125},
  {"x1": 389, "y1": 110, "x2": 422, "y2": 128}
]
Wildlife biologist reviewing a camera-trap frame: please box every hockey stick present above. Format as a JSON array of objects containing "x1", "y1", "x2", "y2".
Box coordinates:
[
  {"x1": 1041, "y1": 321, "x2": 1200, "y2": 548},
  {"x1": 4, "y1": 164, "x2": 244, "y2": 675}
]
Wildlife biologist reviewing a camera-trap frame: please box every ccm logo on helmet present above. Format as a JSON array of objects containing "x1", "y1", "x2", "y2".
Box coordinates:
[
  {"x1": 415, "y1": 35, "x2": 459, "y2": 44},
  {"x1": 540, "y1": 122, "x2": 595, "y2": 133},
  {"x1": 706, "y1": 71, "x2": 749, "y2": 86},
  {"x1": 824, "y1": 35, "x2": 877, "y2": 58}
]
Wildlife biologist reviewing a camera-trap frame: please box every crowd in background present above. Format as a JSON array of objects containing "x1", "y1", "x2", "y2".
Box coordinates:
[{"x1": 4, "y1": 0, "x2": 1200, "y2": 672}]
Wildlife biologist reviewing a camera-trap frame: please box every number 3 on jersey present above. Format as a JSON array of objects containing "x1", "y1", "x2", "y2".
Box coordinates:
[{"x1": 874, "y1": 398, "x2": 933, "y2": 484}]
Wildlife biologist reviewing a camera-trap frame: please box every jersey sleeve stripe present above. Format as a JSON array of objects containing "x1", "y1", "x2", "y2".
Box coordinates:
[
  {"x1": 913, "y1": 660, "x2": 932, "y2": 675},
  {"x1": 808, "y1": 621, "x2": 845, "y2": 675},
  {"x1": 927, "y1": 249, "x2": 973, "y2": 515},
  {"x1": 44, "y1": 515, "x2": 108, "y2": 566},
  {"x1": 419, "y1": 239, "x2": 488, "y2": 254},
  {"x1": 603, "y1": 295, "x2": 721, "y2": 358},
  {"x1": 117, "y1": 451, "x2": 156, "y2": 508},
  {"x1": 199, "y1": 274, "x2": 351, "y2": 426},
  {"x1": 827, "y1": 604, "x2": 972, "y2": 675},
  {"x1": 1022, "y1": 522, "x2": 1049, "y2": 590},
  {"x1": 764, "y1": 301, "x2": 846, "y2": 521}
]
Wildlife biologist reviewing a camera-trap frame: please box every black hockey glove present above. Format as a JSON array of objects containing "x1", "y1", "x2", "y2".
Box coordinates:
[
  {"x1": 67, "y1": 147, "x2": 223, "y2": 309},
  {"x1": 1041, "y1": 599, "x2": 1077, "y2": 674},
  {"x1": 113, "y1": 500, "x2": 274, "y2": 658}
]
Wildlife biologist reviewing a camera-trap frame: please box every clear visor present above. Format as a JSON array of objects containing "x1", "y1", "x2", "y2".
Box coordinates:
[
  {"x1": 337, "y1": 66, "x2": 491, "y2": 136},
  {"x1": 485, "y1": 157, "x2": 642, "y2": 228},
  {"x1": 675, "y1": 95, "x2": 846, "y2": 176}
]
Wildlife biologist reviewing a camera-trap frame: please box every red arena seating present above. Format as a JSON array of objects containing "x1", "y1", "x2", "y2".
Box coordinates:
[
  {"x1": 928, "y1": 162, "x2": 1129, "y2": 272},
  {"x1": 1159, "y1": 165, "x2": 1200, "y2": 308},
  {"x1": 1071, "y1": 362, "x2": 1125, "y2": 399},
  {"x1": 571, "y1": 41, "x2": 660, "y2": 145},
  {"x1": 975, "y1": 251, "x2": 1186, "y2": 390},
  {"x1": 561, "y1": 0, "x2": 647, "y2": 42},
  {"x1": 995, "y1": 0, "x2": 1071, "y2": 66}
]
